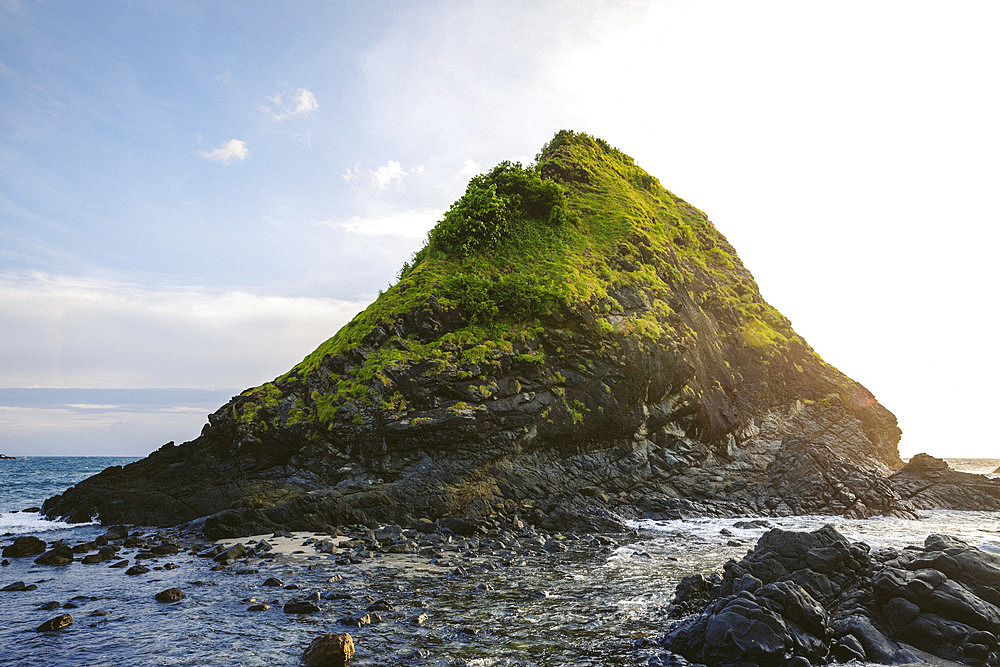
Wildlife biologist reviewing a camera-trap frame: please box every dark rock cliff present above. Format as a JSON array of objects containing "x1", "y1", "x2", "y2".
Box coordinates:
[{"x1": 43, "y1": 131, "x2": 913, "y2": 538}]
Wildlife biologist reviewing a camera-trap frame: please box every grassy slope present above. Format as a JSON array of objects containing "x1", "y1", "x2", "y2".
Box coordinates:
[{"x1": 229, "y1": 131, "x2": 820, "y2": 433}]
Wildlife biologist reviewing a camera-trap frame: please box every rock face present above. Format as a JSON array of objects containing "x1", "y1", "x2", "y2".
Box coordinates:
[
  {"x1": 663, "y1": 525, "x2": 1000, "y2": 665},
  {"x1": 42, "y1": 131, "x2": 909, "y2": 538},
  {"x1": 891, "y1": 453, "x2": 1000, "y2": 510}
]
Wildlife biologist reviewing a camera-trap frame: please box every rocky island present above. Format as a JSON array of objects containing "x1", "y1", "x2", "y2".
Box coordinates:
[{"x1": 41, "y1": 132, "x2": 994, "y2": 539}]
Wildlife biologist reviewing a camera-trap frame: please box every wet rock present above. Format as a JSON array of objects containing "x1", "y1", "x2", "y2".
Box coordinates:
[
  {"x1": 213, "y1": 543, "x2": 245, "y2": 565},
  {"x1": 439, "y1": 516, "x2": 478, "y2": 536},
  {"x1": 283, "y1": 600, "x2": 321, "y2": 614},
  {"x1": 36, "y1": 614, "x2": 72, "y2": 632},
  {"x1": 1, "y1": 581, "x2": 37, "y2": 591},
  {"x1": 302, "y1": 632, "x2": 355, "y2": 667},
  {"x1": 151, "y1": 543, "x2": 180, "y2": 556},
  {"x1": 34, "y1": 545, "x2": 74, "y2": 566},
  {"x1": 125, "y1": 564, "x2": 149, "y2": 575},
  {"x1": 109, "y1": 559, "x2": 129, "y2": 568},
  {"x1": 72, "y1": 540, "x2": 97, "y2": 553},
  {"x1": 262, "y1": 577, "x2": 283, "y2": 587},
  {"x1": 248, "y1": 603, "x2": 270, "y2": 611},
  {"x1": 2, "y1": 536, "x2": 46, "y2": 557},
  {"x1": 100, "y1": 525, "x2": 130, "y2": 541},
  {"x1": 339, "y1": 613, "x2": 374, "y2": 627},
  {"x1": 82, "y1": 546, "x2": 119, "y2": 564},
  {"x1": 664, "y1": 525, "x2": 1000, "y2": 665},
  {"x1": 39, "y1": 601, "x2": 60, "y2": 610},
  {"x1": 155, "y1": 587, "x2": 185, "y2": 603}
]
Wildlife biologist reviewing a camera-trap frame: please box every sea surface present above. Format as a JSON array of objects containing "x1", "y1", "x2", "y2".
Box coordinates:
[{"x1": 2, "y1": 456, "x2": 999, "y2": 666}]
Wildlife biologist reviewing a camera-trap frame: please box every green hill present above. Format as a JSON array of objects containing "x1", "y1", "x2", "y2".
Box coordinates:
[{"x1": 44, "y1": 131, "x2": 911, "y2": 537}]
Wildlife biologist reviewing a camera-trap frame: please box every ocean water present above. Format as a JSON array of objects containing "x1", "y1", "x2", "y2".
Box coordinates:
[{"x1": 2, "y1": 457, "x2": 1000, "y2": 665}]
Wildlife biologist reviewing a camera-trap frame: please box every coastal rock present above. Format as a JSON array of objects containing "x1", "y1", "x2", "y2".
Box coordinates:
[
  {"x1": 2, "y1": 536, "x2": 46, "y2": 557},
  {"x1": 891, "y1": 453, "x2": 1000, "y2": 510},
  {"x1": 663, "y1": 525, "x2": 1000, "y2": 665},
  {"x1": 36, "y1": 614, "x2": 72, "y2": 632},
  {"x1": 284, "y1": 600, "x2": 321, "y2": 614},
  {"x1": 1, "y1": 581, "x2": 37, "y2": 591},
  {"x1": 213, "y1": 543, "x2": 245, "y2": 565},
  {"x1": 34, "y1": 545, "x2": 74, "y2": 566},
  {"x1": 81, "y1": 546, "x2": 119, "y2": 564},
  {"x1": 302, "y1": 632, "x2": 355, "y2": 667},
  {"x1": 155, "y1": 588, "x2": 185, "y2": 603},
  {"x1": 42, "y1": 132, "x2": 908, "y2": 537}
]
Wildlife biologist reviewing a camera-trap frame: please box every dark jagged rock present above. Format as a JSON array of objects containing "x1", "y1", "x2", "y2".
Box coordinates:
[
  {"x1": 2, "y1": 536, "x2": 46, "y2": 558},
  {"x1": 663, "y1": 525, "x2": 1000, "y2": 665},
  {"x1": 42, "y1": 132, "x2": 910, "y2": 538},
  {"x1": 891, "y1": 453, "x2": 1000, "y2": 510}
]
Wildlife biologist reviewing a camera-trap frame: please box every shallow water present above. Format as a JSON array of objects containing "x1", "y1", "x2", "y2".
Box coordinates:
[{"x1": 2, "y1": 457, "x2": 1000, "y2": 665}]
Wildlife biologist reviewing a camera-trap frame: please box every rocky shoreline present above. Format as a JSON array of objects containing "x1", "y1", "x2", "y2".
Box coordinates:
[
  {"x1": 2, "y1": 509, "x2": 644, "y2": 664},
  {"x1": 661, "y1": 523, "x2": 1000, "y2": 665}
]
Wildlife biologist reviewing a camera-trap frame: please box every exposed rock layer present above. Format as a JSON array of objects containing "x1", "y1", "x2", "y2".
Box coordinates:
[
  {"x1": 664, "y1": 526, "x2": 1000, "y2": 665},
  {"x1": 43, "y1": 132, "x2": 910, "y2": 538}
]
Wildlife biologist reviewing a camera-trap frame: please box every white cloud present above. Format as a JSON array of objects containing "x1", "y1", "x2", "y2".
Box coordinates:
[
  {"x1": 342, "y1": 160, "x2": 423, "y2": 190},
  {"x1": 372, "y1": 160, "x2": 405, "y2": 189},
  {"x1": 320, "y1": 208, "x2": 443, "y2": 239},
  {"x1": 199, "y1": 139, "x2": 249, "y2": 164},
  {"x1": 262, "y1": 87, "x2": 319, "y2": 120},
  {"x1": 0, "y1": 272, "x2": 367, "y2": 389},
  {"x1": 458, "y1": 158, "x2": 481, "y2": 180}
]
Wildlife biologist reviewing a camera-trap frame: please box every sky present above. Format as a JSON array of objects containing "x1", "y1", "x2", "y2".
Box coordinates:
[{"x1": 0, "y1": 1, "x2": 997, "y2": 458}]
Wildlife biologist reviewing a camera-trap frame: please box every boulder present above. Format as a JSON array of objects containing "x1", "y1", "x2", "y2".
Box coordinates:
[
  {"x1": 34, "y1": 545, "x2": 73, "y2": 566},
  {"x1": 36, "y1": 614, "x2": 72, "y2": 632},
  {"x1": 283, "y1": 600, "x2": 321, "y2": 614},
  {"x1": 2, "y1": 536, "x2": 46, "y2": 558},
  {"x1": 1, "y1": 581, "x2": 37, "y2": 591},
  {"x1": 155, "y1": 588, "x2": 185, "y2": 603},
  {"x1": 302, "y1": 632, "x2": 355, "y2": 666}
]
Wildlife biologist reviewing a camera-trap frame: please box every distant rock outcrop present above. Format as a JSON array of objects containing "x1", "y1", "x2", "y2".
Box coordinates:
[
  {"x1": 891, "y1": 453, "x2": 1000, "y2": 510},
  {"x1": 44, "y1": 132, "x2": 912, "y2": 538},
  {"x1": 663, "y1": 525, "x2": 1000, "y2": 665}
]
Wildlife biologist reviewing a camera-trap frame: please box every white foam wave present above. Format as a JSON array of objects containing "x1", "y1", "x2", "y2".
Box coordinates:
[
  {"x1": 627, "y1": 509, "x2": 1000, "y2": 554},
  {"x1": 0, "y1": 511, "x2": 96, "y2": 535}
]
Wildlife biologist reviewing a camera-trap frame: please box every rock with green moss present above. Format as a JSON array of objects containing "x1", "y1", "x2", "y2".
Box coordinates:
[{"x1": 42, "y1": 131, "x2": 916, "y2": 538}]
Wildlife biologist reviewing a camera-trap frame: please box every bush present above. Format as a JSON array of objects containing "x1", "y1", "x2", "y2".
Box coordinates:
[
  {"x1": 429, "y1": 162, "x2": 567, "y2": 257},
  {"x1": 445, "y1": 272, "x2": 563, "y2": 325}
]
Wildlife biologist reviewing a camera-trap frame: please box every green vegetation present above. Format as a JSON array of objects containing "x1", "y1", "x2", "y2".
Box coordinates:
[{"x1": 233, "y1": 130, "x2": 808, "y2": 432}]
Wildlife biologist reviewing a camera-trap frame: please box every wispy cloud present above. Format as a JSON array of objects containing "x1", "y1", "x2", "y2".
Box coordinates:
[
  {"x1": 199, "y1": 139, "x2": 249, "y2": 164},
  {"x1": 0, "y1": 272, "x2": 367, "y2": 388},
  {"x1": 320, "y1": 208, "x2": 443, "y2": 239},
  {"x1": 262, "y1": 87, "x2": 319, "y2": 120},
  {"x1": 342, "y1": 160, "x2": 423, "y2": 190}
]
